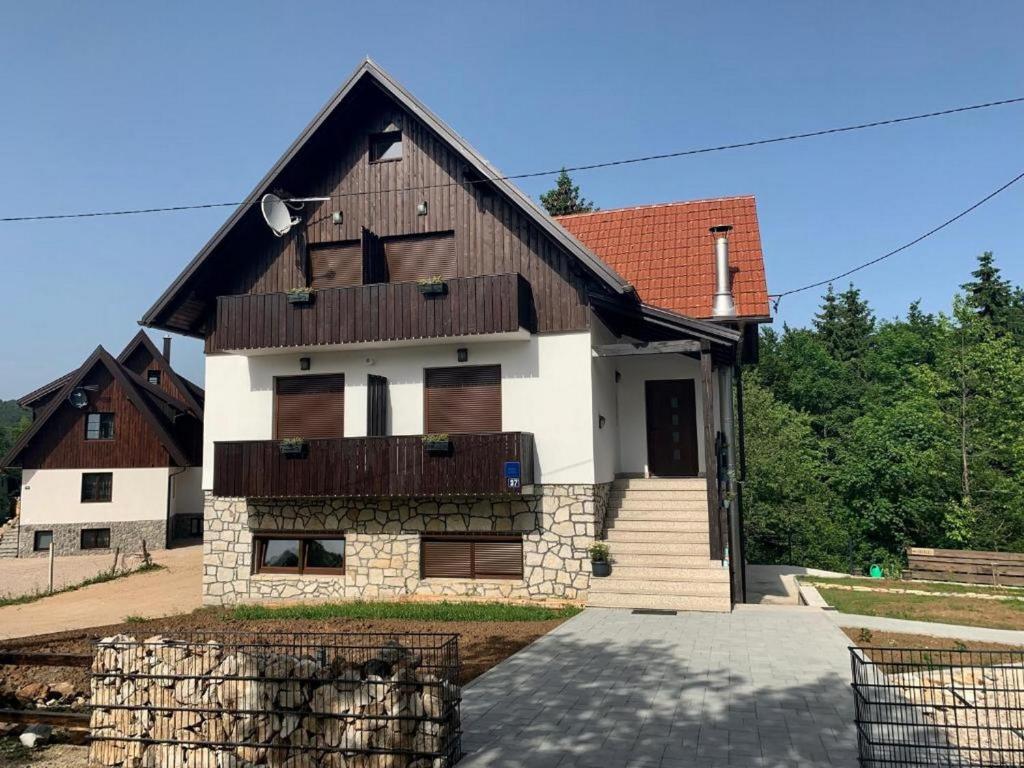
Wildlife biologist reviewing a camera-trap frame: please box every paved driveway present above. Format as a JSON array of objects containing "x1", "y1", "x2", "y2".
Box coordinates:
[{"x1": 461, "y1": 606, "x2": 857, "y2": 768}]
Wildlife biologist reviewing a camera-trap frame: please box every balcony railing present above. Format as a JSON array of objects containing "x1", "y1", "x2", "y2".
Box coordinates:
[
  {"x1": 206, "y1": 273, "x2": 535, "y2": 353},
  {"x1": 213, "y1": 432, "x2": 535, "y2": 498}
]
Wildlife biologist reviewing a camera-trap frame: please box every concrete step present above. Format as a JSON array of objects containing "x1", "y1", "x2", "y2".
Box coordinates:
[
  {"x1": 608, "y1": 498, "x2": 708, "y2": 512},
  {"x1": 610, "y1": 491, "x2": 707, "y2": 503},
  {"x1": 609, "y1": 541, "x2": 722, "y2": 556},
  {"x1": 605, "y1": 519, "x2": 709, "y2": 533},
  {"x1": 587, "y1": 591, "x2": 731, "y2": 612},
  {"x1": 604, "y1": 531, "x2": 709, "y2": 548},
  {"x1": 607, "y1": 564, "x2": 730, "y2": 581},
  {"x1": 610, "y1": 554, "x2": 727, "y2": 571},
  {"x1": 612, "y1": 478, "x2": 706, "y2": 491},
  {"x1": 589, "y1": 578, "x2": 731, "y2": 596}
]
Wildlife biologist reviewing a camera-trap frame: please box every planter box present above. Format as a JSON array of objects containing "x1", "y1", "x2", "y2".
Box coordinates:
[
  {"x1": 423, "y1": 440, "x2": 452, "y2": 455},
  {"x1": 417, "y1": 282, "x2": 447, "y2": 296},
  {"x1": 287, "y1": 291, "x2": 313, "y2": 305},
  {"x1": 279, "y1": 441, "x2": 308, "y2": 457}
]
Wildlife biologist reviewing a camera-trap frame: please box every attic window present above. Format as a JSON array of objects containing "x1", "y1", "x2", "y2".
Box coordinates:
[
  {"x1": 85, "y1": 412, "x2": 115, "y2": 441},
  {"x1": 147, "y1": 370, "x2": 161, "y2": 386},
  {"x1": 369, "y1": 131, "x2": 402, "y2": 163}
]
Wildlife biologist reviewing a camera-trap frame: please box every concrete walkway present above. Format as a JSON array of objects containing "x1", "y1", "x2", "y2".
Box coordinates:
[
  {"x1": 461, "y1": 605, "x2": 858, "y2": 767},
  {"x1": 830, "y1": 611, "x2": 1024, "y2": 645},
  {"x1": 0, "y1": 546, "x2": 201, "y2": 640}
]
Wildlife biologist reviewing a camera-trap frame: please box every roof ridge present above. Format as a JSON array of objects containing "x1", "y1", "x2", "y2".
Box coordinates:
[{"x1": 555, "y1": 195, "x2": 756, "y2": 219}]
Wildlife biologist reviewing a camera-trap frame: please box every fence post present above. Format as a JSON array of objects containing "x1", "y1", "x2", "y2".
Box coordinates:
[{"x1": 48, "y1": 542, "x2": 54, "y2": 593}]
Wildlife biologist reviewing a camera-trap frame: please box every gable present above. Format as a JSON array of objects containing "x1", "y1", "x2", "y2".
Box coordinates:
[
  {"x1": 141, "y1": 60, "x2": 631, "y2": 339},
  {"x1": 117, "y1": 331, "x2": 203, "y2": 417}
]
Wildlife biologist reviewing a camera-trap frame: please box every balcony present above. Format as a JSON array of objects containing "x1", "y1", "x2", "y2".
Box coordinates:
[
  {"x1": 206, "y1": 273, "x2": 535, "y2": 353},
  {"x1": 213, "y1": 432, "x2": 535, "y2": 498}
]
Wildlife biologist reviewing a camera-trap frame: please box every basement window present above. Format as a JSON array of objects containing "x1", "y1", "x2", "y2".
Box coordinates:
[
  {"x1": 81, "y1": 472, "x2": 113, "y2": 503},
  {"x1": 33, "y1": 530, "x2": 53, "y2": 552},
  {"x1": 84, "y1": 412, "x2": 115, "y2": 440},
  {"x1": 369, "y1": 131, "x2": 403, "y2": 163},
  {"x1": 421, "y1": 534, "x2": 523, "y2": 580},
  {"x1": 81, "y1": 527, "x2": 111, "y2": 550},
  {"x1": 254, "y1": 535, "x2": 345, "y2": 575}
]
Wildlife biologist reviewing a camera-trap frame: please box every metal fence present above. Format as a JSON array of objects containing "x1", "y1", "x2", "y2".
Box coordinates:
[
  {"x1": 89, "y1": 630, "x2": 462, "y2": 768},
  {"x1": 851, "y1": 646, "x2": 1024, "y2": 767}
]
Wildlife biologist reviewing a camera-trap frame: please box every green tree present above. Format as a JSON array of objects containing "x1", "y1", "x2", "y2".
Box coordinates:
[
  {"x1": 539, "y1": 169, "x2": 596, "y2": 216},
  {"x1": 961, "y1": 251, "x2": 1024, "y2": 342}
]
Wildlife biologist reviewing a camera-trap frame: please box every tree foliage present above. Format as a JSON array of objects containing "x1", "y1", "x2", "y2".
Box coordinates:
[
  {"x1": 539, "y1": 169, "x2": 596, "y2": 216},
  {"x1": 745, "y1": 252, "x2": 1024, "y2": 571}
]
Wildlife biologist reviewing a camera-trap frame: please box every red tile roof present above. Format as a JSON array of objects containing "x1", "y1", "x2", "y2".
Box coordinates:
[{"x1": 556, "y1": 195, "x2": 770, "y2": 320}]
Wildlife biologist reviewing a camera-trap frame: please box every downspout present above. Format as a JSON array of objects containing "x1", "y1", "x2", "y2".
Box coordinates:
[
  {"x1": 167, "y1": 466, "x2": 187, "y2": 548},
  {"x1": 719, "y1": 364, "x2": 744, "y2": 604}
]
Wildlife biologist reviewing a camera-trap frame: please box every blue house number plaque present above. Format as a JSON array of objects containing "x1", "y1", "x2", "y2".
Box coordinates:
[{"x1": 504, "y1": 461, "x2": 521, "y2": 489}]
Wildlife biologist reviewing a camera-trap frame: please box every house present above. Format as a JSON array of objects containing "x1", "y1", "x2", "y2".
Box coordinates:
[
  {"x1": 140, "y1": 59, "x2": 770, "y2": 610},
  {"x1": 0, "y1": 332, "x2": 205, "y2": 557}
]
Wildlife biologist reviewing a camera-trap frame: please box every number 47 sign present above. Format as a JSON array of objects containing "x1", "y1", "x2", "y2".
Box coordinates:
[{"x1": 504, "y1": 461, "x2": 521, "y2": 489}]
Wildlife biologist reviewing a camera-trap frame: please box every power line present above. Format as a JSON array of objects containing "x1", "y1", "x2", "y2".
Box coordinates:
[
  {"x1": 769, "y1": 167, "x2": 1024, "y2": 309},
  {"x1": 2, "y1": 95, "x2": 1023, "y2": 223}
]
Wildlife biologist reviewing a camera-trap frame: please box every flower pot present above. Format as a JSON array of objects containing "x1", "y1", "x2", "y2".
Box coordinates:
[
  {"x1": 417, "y1": 282, "x2": 447, "y2": 296},
  {"x1": 287, "y1": 290, "x2": 313, "y2": 305},
  {"x1": 423, "y1": 440, "x2": 452, "y2": 455},
  {"x1": 279, "y1": 441, "x2": 307, "y2": 457},
  {"x1": 592, "y1": 560, "x2": 611, "y2": 577}
]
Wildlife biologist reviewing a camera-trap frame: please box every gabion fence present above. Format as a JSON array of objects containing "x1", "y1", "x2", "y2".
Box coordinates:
[
  {"x1": 851, "y1": 646, "x2": 1024, "y2": 767},
  {"x1": 89, "y1": 631, "x2": 462, "y2": 768}
]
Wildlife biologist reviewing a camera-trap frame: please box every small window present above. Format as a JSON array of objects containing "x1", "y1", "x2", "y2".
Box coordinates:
[
  {"x1": 85, "y1": 413, "x2": 115, "y2": 440},
  {"x1": 81, "y1": 528, "x2": 111, "y2": 550},
  {"x1": 33, "y1": 530, "x2": 53, "y2": 552},
  {"x1": 81, "y1": 472, "x2": 113, "y2": 503},
  {"x1": 369, "y1": 131, "x2": 402, "y2": 162},
  {"x1": 147, "y1": 370, "x2": 161, "y2": 386},
  {"x1": 254, "y1": 535, "x2": 345, "y2": 575},
  {"x1": 421, "y1": 535, "x2": 523, "y2": 580}
]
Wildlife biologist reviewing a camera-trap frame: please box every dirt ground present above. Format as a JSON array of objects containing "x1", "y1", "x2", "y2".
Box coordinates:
[{"x1": 844, "y1": 628, "x2": 1024, "y2": 663}]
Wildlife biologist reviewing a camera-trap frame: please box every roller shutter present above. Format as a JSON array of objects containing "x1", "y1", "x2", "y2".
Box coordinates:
[
  {"x1": 310, "y1": 241, "x2": 362, "y2": 288},
  {"x1": 424, "y1": 365, "x2": 501, "y2": 433},
  {"x1": 421, "y1": 536, "x2": 523, "y2": 579},
  {"x1": 384, "y1": 231, "x2": 456, "y2": 283},
  {"x1": 275, "y1": 374, "x2": 345, "y2": 439}
]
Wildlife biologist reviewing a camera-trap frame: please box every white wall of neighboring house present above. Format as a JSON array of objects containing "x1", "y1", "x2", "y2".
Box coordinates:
[
  {"x1": 203, "y1": 332, "x2": 598, "y2": 489},
  {"x1": 19, "y1": 467, "x2": 170, "y2": 525},
  {"x1": 169, "y1": 467, "x2": 204, "y2": 518}
]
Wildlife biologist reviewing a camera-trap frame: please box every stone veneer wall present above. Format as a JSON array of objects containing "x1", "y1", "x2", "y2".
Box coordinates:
[
  {"x1": 18, "y1": 520, "x2": 167, "y2": 558},
  {"x1": 203, "y1": 484, "x2": 611, "y2": 605}
]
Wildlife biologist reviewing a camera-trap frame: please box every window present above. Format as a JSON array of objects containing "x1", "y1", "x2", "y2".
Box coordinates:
[
  {"x1": 383, "y1": 231, "x2": 456, "y2": 283},
  {"x1": 424, "y1": 365, "x2": 502, "y2": 433},
  {"x1": 147, "y1": 369, "x2": 161, "y2": 386},
  {"x1": 85, "y1": 412, "x2": 115, "y2": 440},
  {"x1": 81, "y1": 472, "x2": 113, "y2": 503},
  {"x1": 310, "y1": 240, "x2": 362, "y2": 289},
  {"x1": 33, "y1": 530, "x2": 53, "y2": 552},
  {"x1": 254, "y1": 535, "x2": 345, "y2": 575},
  {"x1": 274, "y1": 374, "x2": 345, "y2": 439},
  {"x1": 421, "y1": 535, "x2": 523, "y2": 580},
  {"x1": 369, "y1": 130, "x2": 402, "y2": 162},
  {"x1": 81, "y1": 528, "x2": 111, "y2": 550}
]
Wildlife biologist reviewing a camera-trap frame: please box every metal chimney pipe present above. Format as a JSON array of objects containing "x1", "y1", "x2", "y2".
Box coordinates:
[
  {"x1": 162, "y1": 335, "x2": 172, "y2": 363},
  {"x1": 710, "y1": 225, "x2": 736, "y2": 318}
]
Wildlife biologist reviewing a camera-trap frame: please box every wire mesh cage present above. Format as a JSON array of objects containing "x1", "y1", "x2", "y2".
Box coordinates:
[
  {"x1": 88, "y1": 630, "x2": 462, "y2": 768},
  {"x1": 851, "y1": 646, "x2": 1024, "y2": 767}
]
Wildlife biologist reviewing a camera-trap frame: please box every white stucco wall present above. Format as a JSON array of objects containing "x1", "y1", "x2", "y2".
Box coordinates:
[
  {"x1": 203, "y1": 332, "x2": 597, "y2": 488},
  {"x1": 170, "y1": 467, "x2": 204, "y2": 518},
  {"x1": 590, "y1": 316, "x2": 620, "y2": 484},
  {"x1": 20, "y1": 467, "x2": 170, "y2": 525}
]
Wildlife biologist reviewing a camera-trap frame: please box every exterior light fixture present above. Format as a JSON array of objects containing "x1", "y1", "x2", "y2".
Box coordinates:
[
  {"x1": 457, "y1": 348, "x2": 468, "y2": 363},
  {"x1": 416, "y1": 201, "x2": 428, "y2": 216},
  {"x1": 299, "y1": 357, "x2": 311, "y2": 371},
  {"x1": 332, "y1": 211, "x2": 343, "y2": 225}
]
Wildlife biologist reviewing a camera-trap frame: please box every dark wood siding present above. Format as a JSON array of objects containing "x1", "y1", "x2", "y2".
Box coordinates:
[
  {"x1": 421, "y1": 535, "x2": 523, "y2": 579},
  {"x1": 424, "y1": 366, "x2": 501, "y2": 434},
  {"x1": 274, "y1": 374, "x2": 345, "y2": 439},
  {"x1": 206, "y1": 273, "x2": 534, "y2": 353},
  {"x1": 192, "y1": 83, "x2": 589, "y2": 336},
  {"x1": 213, "y1": 432, "x2": 534, "y2": 498},
  {"x1": 120, "y1": 344, "x2": 189, "y2": 406},
  {"x1": 309, "y1": 241, "x2": 362, "y2": 289},
  {"x1": 384, "y1": 232, "x2": 456, "y2": 283},
  {"x1": 19, "y1": 365, "x2": 171, "y2": 470}
]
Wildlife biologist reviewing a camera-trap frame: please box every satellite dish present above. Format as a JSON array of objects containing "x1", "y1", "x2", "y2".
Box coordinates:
[
  {"x1": 68, "y1": 388, "x2": 89, "y2": 409},
  {"x1": 261, "y1": 193, "x2": 300, "y2": 237}
]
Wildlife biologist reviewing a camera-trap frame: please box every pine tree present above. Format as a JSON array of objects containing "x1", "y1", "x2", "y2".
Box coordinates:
[
  {"x1": 539, "y1": 169, "x2": 596, "y2": 216},
  {"x1": 963, "y1": 252, "x2": 1012, "y2": 321},
  {"x1": 813, "y1": 283, "x2": 874, "y2": 362}
]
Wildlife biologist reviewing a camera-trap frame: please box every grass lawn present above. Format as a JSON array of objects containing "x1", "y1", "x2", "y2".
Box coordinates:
[
  {"x1": 231, "y1": 600, "x2": 581, "y2": 622},
  {"x1": 817, "y1": 586, "x2": 1024, "y2": 630},
  {"x1": 805, "y1": 575, "x2": 1024, "y2": 598}
]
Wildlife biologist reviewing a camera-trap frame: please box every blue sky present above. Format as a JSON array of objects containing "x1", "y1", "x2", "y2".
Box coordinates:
[{"x1": 1, "y1": 2, "x2": 1022, "y2": 398}]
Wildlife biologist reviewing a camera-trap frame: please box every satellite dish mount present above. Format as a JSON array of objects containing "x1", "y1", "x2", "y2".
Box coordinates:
[{"x1": 260, "y1": 193, "x2": 331, "y2": 237}]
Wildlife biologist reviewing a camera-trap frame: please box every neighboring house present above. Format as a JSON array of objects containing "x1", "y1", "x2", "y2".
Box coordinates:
[
  {"x1": 140, "y1": 59, "x2": 770, "y2": 610},
  {"x1": 0, "y1": 332, "x2": 204, "y2": 557}
]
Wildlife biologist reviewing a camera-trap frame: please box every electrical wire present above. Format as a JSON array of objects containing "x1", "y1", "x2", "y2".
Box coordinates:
[
  {"x1": 1, "y1": 95, "x2": 1022, "y2": 223},
  {"x1": 768, "y1": 167, "x2": 1024, "y2": 310}
]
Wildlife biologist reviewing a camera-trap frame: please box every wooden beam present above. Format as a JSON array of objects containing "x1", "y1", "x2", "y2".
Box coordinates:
[
  {"x1": 592, "y1": 340, "x2": 702, "y2": 357},
  {"x1": 700, "y1": 343, "x2": 723, "y2": 560}
]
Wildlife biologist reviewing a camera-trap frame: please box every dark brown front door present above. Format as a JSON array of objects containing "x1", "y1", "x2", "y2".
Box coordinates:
[{"x1": 645, "y1": 379, "x2": 699, "y2": 477}]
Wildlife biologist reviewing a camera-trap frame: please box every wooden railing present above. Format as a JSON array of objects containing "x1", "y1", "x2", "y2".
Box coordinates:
[
  {"x1": 206, "y1": 273, "x2": 535, "y2": 353},
  {"x1": 213, "y1": 433, "x2": 535, "y2": 498}
]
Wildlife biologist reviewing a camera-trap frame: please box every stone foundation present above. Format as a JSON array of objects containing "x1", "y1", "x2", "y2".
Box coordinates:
[
  {"x1": 18, "y1": 520, "x2": 167, "y2": 558},
  {"x1": 203, "y1": 484, "x2": 611, "y2": 605}
]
